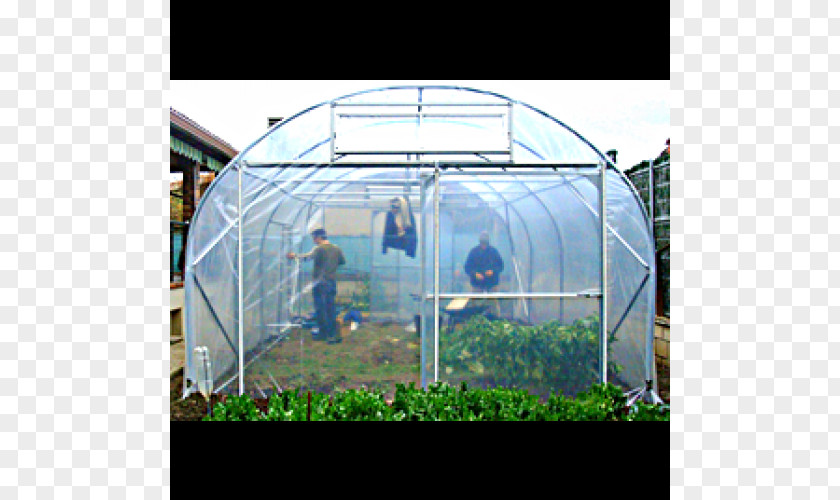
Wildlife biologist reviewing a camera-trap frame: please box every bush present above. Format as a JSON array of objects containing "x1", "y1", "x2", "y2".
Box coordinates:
[
  {"x1": 203, "y1": 382, "x2": 668, "y2": 421},
  {"x1": 439, "y1": 315, "x2": 622, "y2": 397}
]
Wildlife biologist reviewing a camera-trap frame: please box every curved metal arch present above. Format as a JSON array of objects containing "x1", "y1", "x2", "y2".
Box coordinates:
[
  {"x1": 192, "y1": 83, "x2": 652, "y2": 247},
  {"x1": 185, "y1": 85, "x2": 657, "y2": 395},
  {"x1": 189, "y1": 85, "x2": 654, "y2": 289}
]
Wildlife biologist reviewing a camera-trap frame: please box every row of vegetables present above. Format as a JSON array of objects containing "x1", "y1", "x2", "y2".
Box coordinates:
[
  {"x1": 204, "y1": 381, "x2": 669, "y2": 421},
  {"x1": 203, "y1": 315, "x2": 667, "y2": 421},
  {"x1": 439, "y1": 314, "x2": 623, "y2": 397}
]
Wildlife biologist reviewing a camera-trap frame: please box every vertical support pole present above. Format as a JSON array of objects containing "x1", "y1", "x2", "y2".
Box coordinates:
[
  {"x1": 330, "y1": 102, "x2": 338, "y2": 162},
  {"x1": 420, "y1": 177, "x2": 426, "y2": 388},
  {"x1": 369, "y1": 209, "x2": 376, "y2": 316},
  {"x1": 416, "y1": 88, "x2": 423, "y2": 158},
  {"x1": 396, "y1": 235, "x2": 401, "y2": 320},
  {"x1": 646, "y1": 158, "x2": 656, "y2": 391},
  {"x1": 502, "y1": 199, "x2": 527, "y2": 319},
  {"x1": 648, "y1": 158, "x2": 655, "y2": 221},
  {"x1": 433, "y1": 164, "x2": 441, "y2": 383},
  {"x1": 599, "y1": 160, "x2": 608, "y2": 385},
  {"x1": 507, "y1": 101, "x2": 514, "y2": 163},
  {"x1": 296, "y1": 257, "x2": 303, "y2": 390},
  {"x1": 237, "y1": 161, "x2": 245, "y2": 396}
]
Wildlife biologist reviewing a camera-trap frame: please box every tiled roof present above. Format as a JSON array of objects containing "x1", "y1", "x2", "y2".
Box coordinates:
[{"x1": 170, "y1": 107, "x2": 238, "y2": 160}]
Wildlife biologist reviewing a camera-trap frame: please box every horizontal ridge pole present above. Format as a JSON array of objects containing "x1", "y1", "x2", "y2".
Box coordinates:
[
  {"x1": 337, "y1": 113, "x2": 505, "y2": 119},
  {"x1": 333, "y1": 150, "x2": 512, "y2": 156},
  {"x1": 332, "y1": 102, "x2": 509, "y2": 107},
  {"x1": 243, "y1": 161, "x2": 601, "y2": 168},
  {"x1": 424, "y1": 292, "x2": 601, "y2": 300}
]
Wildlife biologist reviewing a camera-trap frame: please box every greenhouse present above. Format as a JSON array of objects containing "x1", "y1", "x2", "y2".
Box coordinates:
[{"x1": 182, "y1": 85, "x2": 659, "y2": 401}]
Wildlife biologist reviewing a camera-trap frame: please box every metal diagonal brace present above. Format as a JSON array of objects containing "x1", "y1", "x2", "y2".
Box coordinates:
[
  {"x1": 625, "y1": 380, "x2": 665, "y2": 406},
  {"x1": 609, "y1": 272, "x2": 651, "y2": 340},
  {"x1": 192, "y1": 272, "x2": 238, "y2": 359},
  {"x1": 564, "y1": 179, "x2": 651, "y2": 272},
  {"x1": 504, "y1": 173, "x2": 650, "y2": 272}
]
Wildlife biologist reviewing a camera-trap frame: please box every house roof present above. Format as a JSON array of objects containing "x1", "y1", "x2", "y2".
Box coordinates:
[{"x1": 170, "y1": 107, "x2": 238, "y2": 161}]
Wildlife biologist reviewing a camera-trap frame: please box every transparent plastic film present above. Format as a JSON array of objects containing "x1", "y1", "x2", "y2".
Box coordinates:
[{"x1": 182, "y1": 86, "x2": 657, "y2": 399}]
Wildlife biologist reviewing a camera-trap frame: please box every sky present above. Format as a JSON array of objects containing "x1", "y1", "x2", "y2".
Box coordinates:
[{"x1": 168, "y1": 80, "x2": 669, "y2": 172}]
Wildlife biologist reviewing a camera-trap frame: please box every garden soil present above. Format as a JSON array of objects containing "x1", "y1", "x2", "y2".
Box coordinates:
[{"x1": 170, "y1": 370, "x2": 210, "y2": 421}]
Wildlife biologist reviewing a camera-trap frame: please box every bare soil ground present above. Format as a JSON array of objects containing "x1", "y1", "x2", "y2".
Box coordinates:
[
  {"x1": 246, "y1": 321, "x2": 422, "y2": 400},
  {"x1": 170, "y1": 370, "x2": 210, "y2": 421}
]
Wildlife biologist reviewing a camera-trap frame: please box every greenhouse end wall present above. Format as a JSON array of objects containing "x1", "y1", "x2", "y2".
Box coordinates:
[{"x1": 183, "y1": 86, "x2": 657, "y2": 400}]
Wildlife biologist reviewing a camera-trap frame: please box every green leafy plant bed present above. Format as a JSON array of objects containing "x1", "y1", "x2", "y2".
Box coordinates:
[
  {"x1": 439, "y1": 315, "x2": 623, "y2": 399},
  {"x1": 202, "y1": 382, "x2": 669, "y2": 421}
]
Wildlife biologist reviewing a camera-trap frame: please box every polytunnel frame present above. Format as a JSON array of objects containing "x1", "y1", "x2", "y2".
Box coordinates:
[
  {"x1": 184, "y1": 85, "x2": 658, "y2": 400},
  {"x1": 248, "y1": 165, "x2": 547, "y2": 326}
]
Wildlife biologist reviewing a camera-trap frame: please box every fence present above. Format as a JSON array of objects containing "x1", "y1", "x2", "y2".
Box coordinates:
[{"x1": 626, "y1": 158, "x2": 669, "y2": 317}]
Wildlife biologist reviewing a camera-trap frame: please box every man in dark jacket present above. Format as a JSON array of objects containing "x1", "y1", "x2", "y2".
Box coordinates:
[
  {"x1": 464, "y1": 231, "x2": 504, "y2": 318},
  {"x1": 464, "y1": 231, "x2": 504, "y2": 292}
]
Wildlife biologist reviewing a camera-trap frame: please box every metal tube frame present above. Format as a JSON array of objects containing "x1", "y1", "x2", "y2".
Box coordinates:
[
  {"x1": 610, "y1": 273, "x2": 650, "y2": 339},
  {"x1": 425, "y1": 165, "x2": 545, "y2": 384},
  {"x1": 448, "y1": 165, "x2": 545, "y2": 324},
  {"x1": 334, "y1": 150, "x2": 513, "y2": 157},
  {"x1": 424, "y1": 292, "x2": 601, "y2": 300},
  {"x1": 337, "y1": 113, "x2": 507, "y2": 119},
  {"x1": 191, "y1": 272, "x2": 237, "y2": 356},
  {"x1": 243, "y1": 167, "x2": 425, "y2": 394},
  {"x1": 503, "y1": 200, "x2": 529, "y2": 319},
  {"x1": 243, "y1": 161, "x2": 601, "y2": 169},
  {"x1": 220, "y1": 160, "x2": 649, "y2": 395},
  {"x1": 433, "y1": 164, "x2": 441, "y2": 383},
  {"x1": 237, "y1": 162, "x2": 245, "y2": 395},
  {"x1": 187, "y1": 86, "x2": 660, "y2": 399},
  {"x1": 329, "y1": 101, "x2": 336, "y2": 162},
  {"x1": 332, "y1": 101, "x2": 511, "y2": 107},
  {"x1": 420, "y1": 174, "x2": 429, "y2": 388},
  {"x1": 646, "y1": 158, "x2": 657, "y2": 391},
  {"x1": 599, "y1": 160, "x2": 608, "y2": 385},
  {"x1": 564, "y1": 178, "x2": 651, "y2": 272},
  {"x1": 441, "y1": 162, "x2": 538, "y2": 315},
  {"x1": 188, "y1": 163, "x2": 326, "y2": 396}
]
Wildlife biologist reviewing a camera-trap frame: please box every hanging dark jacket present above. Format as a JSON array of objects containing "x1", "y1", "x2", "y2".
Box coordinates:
[
  {"x1": 464, "y1": 244, "x2": 504, "y2": 288},
  {"x1": 382, "y1": 198, "x2": 417, "y2": 258}
]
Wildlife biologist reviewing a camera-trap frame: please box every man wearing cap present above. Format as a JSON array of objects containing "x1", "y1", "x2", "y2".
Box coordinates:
[
  {"x1": 464, "y1": 231, "x2": 504, "y2": 316},
  {"x1": 286, "y1": 228, "x2": 346, "y2": 344},
  {"x1": 465, "y1": 231, "x2": 504, "y2": 291}
]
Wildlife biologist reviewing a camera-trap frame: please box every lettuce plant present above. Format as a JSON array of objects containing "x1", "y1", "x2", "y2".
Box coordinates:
[{"x1": 203, "y1": 383, "x2": 668, "y2": 421}]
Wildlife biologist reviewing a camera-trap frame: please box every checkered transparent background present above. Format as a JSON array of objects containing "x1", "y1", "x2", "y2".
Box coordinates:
[
  {"x1": 1, "y1": 0, "x2": 838, "y2": 496},
  {"x1": 672, "y1": 0, "x2": 839, "y2": 498},
  {"x1": 1, "y1": 1, "x2": 169, "y2": 498}
]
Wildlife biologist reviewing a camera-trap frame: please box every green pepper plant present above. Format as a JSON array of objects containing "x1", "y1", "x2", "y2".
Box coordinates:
[{"x1": 439, "y1": 314, "x2": 623, "y2": 398}]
